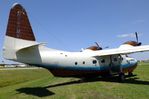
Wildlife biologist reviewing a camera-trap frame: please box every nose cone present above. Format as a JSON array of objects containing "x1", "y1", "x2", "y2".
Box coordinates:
[{"x1": 130, "y1": 58, "x2": 138, "y2": 67}]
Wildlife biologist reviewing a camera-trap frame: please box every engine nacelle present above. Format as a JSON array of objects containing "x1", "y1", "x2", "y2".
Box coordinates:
[
  {"x1": 86, "y1": 46, "x2": 102, "y2": 51},
  {"x1": 123, "y1": 41, "x2": 141, "y2": 46}
]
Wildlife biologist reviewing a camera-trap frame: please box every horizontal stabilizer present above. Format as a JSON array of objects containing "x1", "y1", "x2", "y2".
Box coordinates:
[{"x1": 16, "y1": 42, "x2": 46, "y2": 52}]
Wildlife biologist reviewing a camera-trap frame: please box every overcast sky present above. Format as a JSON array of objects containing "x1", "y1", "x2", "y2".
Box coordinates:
[{"x1": 0, "y1": 0, "x2": 149, "y2": 63}]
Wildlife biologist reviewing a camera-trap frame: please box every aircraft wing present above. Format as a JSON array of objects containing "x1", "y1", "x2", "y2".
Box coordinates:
[{"x1": 90, "y1": 45, "x2": 149, "y2": 56}]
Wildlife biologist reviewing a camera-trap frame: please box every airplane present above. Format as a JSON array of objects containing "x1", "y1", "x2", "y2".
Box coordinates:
[{"x1": 3, "y1": 3, "x2": 149, "y2": 81}]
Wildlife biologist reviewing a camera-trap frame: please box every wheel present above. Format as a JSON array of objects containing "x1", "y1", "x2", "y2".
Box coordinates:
[{"x1": 119, "y1": 73, "x2": 125, "y2": 82}]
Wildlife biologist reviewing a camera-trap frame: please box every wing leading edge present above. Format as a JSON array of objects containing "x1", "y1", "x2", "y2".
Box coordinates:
[{"x1": 89, "y1": 45, "x2": 149, "y2": 56}]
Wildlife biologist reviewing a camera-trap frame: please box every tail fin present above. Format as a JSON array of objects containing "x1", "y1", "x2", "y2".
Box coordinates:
[
  {"x1": 3, "y1": 3, "x2": 37, "y2": 60},
  {"x1": 6, "y1": 3, "x2": 35, "y2": 41}
]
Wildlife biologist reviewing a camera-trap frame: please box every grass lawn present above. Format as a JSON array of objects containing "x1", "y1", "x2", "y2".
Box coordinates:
[{"x1": 0, "y1": 62, "x2": 149, "y2": 99}]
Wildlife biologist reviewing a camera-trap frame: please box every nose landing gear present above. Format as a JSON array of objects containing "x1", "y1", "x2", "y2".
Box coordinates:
[
  {"x1": 118, "y1": 72, "x2": 134, "y2": 82},
  {"x1": 128, "y1": 72, "x2": 133, "y2": 76},
  {"x1": 119, "y1": 72, "x2": 125, "y2": 82}
]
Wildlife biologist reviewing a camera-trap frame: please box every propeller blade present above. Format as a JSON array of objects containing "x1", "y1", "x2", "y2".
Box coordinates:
[
  {"x1": 95, "y1": 42, "x2": 100, "y2": 48},
  {"x1": 135, "y1": 32, "x2": 138, "y2": 43}
]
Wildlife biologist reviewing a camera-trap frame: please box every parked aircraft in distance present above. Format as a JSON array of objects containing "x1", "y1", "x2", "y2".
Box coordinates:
[{"x1": 3, "y1": 3, "x2": 149, "y2": 81}]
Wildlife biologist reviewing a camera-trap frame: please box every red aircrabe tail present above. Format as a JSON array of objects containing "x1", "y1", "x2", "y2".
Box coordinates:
[
  {"x1": 6, "y1": 3, "x2": 35, "y2": 41},
  {"x1": 3, "y1": 3, "x2": 38, "y2": 60}
]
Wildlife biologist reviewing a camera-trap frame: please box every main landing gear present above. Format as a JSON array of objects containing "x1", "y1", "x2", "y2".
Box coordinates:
[{"x1": 118, "y1": 72, "x2": 134, "y2": 82}]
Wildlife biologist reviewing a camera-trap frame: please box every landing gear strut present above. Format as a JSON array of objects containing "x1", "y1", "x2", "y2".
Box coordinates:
[{"x1": 128, "y1": 72, "x2": 133, "y2": 76}]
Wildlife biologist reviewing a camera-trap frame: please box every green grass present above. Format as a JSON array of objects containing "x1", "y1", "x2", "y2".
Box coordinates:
[
  {"x1": 0, "y1": 66, "x2": 4, "y2": 68},
  {"x1": 0, "y1": 63, "x2": 149, "y2": 99}
]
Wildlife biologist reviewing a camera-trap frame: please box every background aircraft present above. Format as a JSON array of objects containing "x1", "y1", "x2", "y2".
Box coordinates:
[{"x1": 3, "y1": 3, "x2": 149, "y2": 81}]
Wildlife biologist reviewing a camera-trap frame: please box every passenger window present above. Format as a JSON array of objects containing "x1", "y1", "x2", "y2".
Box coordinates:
[
  {"x1": 101, "y1": 59, "x2": 105, "y2": 63},
  {"x1": 83, "y1": 61, "x2": 85, "y2": 64},
  {"x1": 75, "y1": 62, "x2": 78, "y2": 65},
  {"x1": 93, "y1": 60, "x2": 97, "y2": 64}
]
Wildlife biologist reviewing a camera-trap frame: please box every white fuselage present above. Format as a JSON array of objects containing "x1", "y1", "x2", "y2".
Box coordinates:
[
  {"x1": 16, "y1": 45, "x2": 138, "y2": 77},
  {"x1": 3, "y1": 36, "x2": 138, "y2": 77}
]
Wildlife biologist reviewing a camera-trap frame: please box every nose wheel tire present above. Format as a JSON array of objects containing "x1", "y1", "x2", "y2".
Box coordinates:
[{"x1": 119, "y1": 73, "x2": 125, "y2": 82}]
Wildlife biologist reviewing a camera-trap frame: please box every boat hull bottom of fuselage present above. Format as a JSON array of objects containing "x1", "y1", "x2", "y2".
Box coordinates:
[{"x1": 48, "y1": 65, "x2": 137, "y2": 78}]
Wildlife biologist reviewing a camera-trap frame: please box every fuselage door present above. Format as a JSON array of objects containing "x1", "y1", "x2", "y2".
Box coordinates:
[
  {"x1": 110, "y1": 55, "x2": 122, "y2": 73},
  {"x1": 98, "y1": 56, "x2": 111, "y2": 69}
]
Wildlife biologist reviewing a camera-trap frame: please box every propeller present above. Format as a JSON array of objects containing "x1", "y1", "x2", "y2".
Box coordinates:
[
  {"x1": 95, "y1": 42, "x2": 102, "y2": 50},
  {"x1": 124, "y1": 32, "x2": 142, "y2": 46},
  {"x1": 135, "y1": 32, "x2": 142, "y2": 46},
  {"x1": 95, "y1": 42, "x2": 109, "y2": 49},
  {"x1": 95, "y1": 42, "x2": 100, "y2": 48},
  {"x1": 135, "y1": 32, "x2": 138, "y2": 43}
]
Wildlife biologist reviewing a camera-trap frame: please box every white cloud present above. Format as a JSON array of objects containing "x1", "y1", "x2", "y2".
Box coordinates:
[
  {"x1": 132, "y1": 20, "x2": 145, "y2": 24},
  {"x1": 117, "y1": 33, "x2": 142, "y2": 38},
  {"x1": 117, "y1": 33, "x2": 135, "y2": 38}
]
